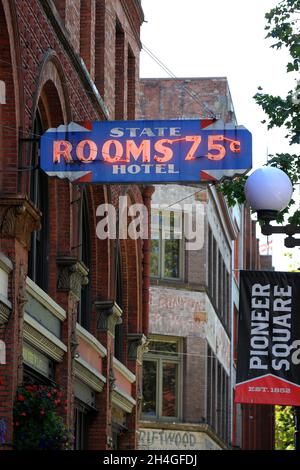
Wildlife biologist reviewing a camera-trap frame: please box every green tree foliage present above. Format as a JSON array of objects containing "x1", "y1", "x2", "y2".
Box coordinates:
[
  {"x1": 218, "y1": 0, "x2": 300, "y2": 225},
  {"x1": 275, "y1": 406, "x2": 295, "y2": 450}
]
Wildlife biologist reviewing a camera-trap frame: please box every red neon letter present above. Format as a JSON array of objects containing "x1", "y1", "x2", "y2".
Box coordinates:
[
  {"x1": 184, "y1": 135, "x2": 201, "y2": 160},
  {"x1": 154, "y1": 139, "x2": 174, "y2": 163},
  {"x1": 53, "y1": 140, "x2": 73, "y2": 163},
  {"x1": 207, "y1": 135, "x2": 226, "y2": 160},
  {"x1": 76, "y1": 140, "x2": 98, "y2": 163},
  {"x1": 126, "y1": 140, "x2": 151, "y2": 163},
  {"x1": 102, "y1": 140, "x2": 124, "y2": 163}
]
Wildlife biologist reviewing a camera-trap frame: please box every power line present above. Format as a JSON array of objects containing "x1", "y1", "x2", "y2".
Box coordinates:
[{"x1": 1, "y1": 4, "x2": 218, "y2": 119}]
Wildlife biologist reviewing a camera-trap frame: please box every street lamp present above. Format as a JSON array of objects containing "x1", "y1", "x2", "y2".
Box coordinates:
[
  {"x1": 244, "y1": 167, "x2": 299, "y2": 247},
  {"x1": 244, "y1": 165, "x2": 300, "y2": 450}
]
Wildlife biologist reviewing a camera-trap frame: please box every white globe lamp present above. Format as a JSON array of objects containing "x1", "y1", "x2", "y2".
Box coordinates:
[{"x1": 244, "y1": 167, "x2": 293, "y2": 221}]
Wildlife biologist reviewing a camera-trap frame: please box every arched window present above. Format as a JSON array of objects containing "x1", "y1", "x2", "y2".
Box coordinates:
[
  {"x1": 28, "y1": 111, "x2": 49, "y2": 292},
  {"x1": 78, "y1": 189, "x2": 91, "y2": 330}
]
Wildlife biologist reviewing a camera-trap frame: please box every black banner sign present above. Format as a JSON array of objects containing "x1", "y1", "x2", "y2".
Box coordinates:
[{"x1": 235, "y1": 270, "x2": 300, "y2": 405}]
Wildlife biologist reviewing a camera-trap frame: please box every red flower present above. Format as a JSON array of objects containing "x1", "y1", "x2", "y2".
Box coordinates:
[
  {"x1": 20, "y1": 412, "x2": 26, "y2": 416},
  {"x1": 18, "y1": 394, "x2": 25, "y2": 402},
  {"x1": 40, "y1": 410, "x2": 45, "y2": 416}
]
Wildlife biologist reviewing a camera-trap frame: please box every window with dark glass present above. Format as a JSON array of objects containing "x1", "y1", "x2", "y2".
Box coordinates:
[
  {"x1": 78, "y1": 189, "x2": 91, "y2": 330},
  {"x1": 142, "y1": 338, "x2": 181, "y2": 420},
  {"x1": 74, "y1": 403, "x2": 90, "y2": 450},
  {"x1": 150, "y1": 210, "x2": 183, "y2": 280},
  {"x1": 28, "y1": 111, "x2": 49, "y2": 292}
]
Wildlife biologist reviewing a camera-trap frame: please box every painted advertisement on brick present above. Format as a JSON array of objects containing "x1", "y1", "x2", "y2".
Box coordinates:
[
  {"x1": 149, "y1": 286, "x2": 230, "y2": 373},
  {"x1": 138, "y1": 428, "x2": 222, "y2": 450}
]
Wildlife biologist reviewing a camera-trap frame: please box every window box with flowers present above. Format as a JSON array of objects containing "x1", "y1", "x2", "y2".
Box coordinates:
[{"x1": 13, "y1": 385, "x2": 73, "y2": 450}]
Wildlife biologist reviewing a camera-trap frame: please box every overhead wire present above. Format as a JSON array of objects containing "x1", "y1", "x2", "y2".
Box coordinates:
[
  {"x1": 0, "y1": 3, "x2": 217, "y2": 207},
  {"x1": 0, "y1": 3, "x2": 218, "y2": 119}
]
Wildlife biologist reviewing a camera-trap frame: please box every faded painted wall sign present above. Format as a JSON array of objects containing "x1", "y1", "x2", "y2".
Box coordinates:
[
  {"x1": 149, "y1": 286, "x2": 230, "y2": 374},
  {"x1": 149, "y1": 287, "x2": 206, "y2": 338}
]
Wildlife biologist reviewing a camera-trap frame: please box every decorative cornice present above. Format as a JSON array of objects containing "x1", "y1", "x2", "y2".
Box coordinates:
[
  {"x1": 94, "y1": 300, "x2": 122, "y2": 335},
  {"x1": 0, "y1": 196, "x2": 41, "y2": 249},
  {"x1": 23, "y1": 313, "x2": 67, "y2": 362},
  {"x1": 74, "y1": 356, "x2": 106, "y2": 392},
  {"x1": 57, "y1": 257, "x2": 89, "y2": 300},
  {"x1": 112, "y1": 386, "x2": 136, "y2": 414},
  {"x1": 127, "y1": 333, "x2": 149, "y2": 363}
]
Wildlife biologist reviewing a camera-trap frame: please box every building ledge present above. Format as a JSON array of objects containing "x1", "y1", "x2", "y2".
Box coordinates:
[
  {"x1": 0, "y1": 253, "x2": 13, "y2": 273},
  {"x1": 113, "y1": 357, "x2": 136, "y2": 384},
  {"x1": 26, "y1": 277, "x2": 66, "y2": 322},
  {"x1": 23, "y1": 313, "x2": 67, "y2": 362},
  {"x1": 76, "y1": 322, "x2": 106, "y2": 358},
  {"x1": 112, "y1": 387, "x2": 136, "y2": 414}
]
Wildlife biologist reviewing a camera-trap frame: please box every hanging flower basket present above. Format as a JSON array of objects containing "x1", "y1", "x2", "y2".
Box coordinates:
[{"x1": 13, "y1": 385, "x2": 73, "y2": 450}]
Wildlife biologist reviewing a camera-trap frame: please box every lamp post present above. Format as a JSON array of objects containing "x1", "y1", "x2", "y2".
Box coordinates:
[
  {"x1": 244, "y1": 167, "x2": 300, "y2": 247},
  {"x1": 244, "y1": 166, "x2": 300, "y2": 450}
]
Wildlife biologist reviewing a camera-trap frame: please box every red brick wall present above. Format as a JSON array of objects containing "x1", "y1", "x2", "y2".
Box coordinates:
[
  {"x1": 0, "y1": 0, "x2": 145, "y2": 450},
  {"x1": 138, "y1": 78, "x2": 235, "y2": 122}
]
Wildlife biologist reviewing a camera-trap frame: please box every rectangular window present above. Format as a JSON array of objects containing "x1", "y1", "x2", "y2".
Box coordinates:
[
  {"x1": 150, "y1": 210, "x2": 183, "y2": 280},
  {"x1": 142, "y1": 338, "x2": 181, "y2": 421}
]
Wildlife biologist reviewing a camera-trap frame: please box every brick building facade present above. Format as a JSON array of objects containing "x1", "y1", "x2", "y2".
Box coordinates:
[
  {"x1": 137, "y1": 78, "x2": 236, "y2": 450},
  {"x1": 0, "y1": 0, "x2": 151, "y2": 450}
]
